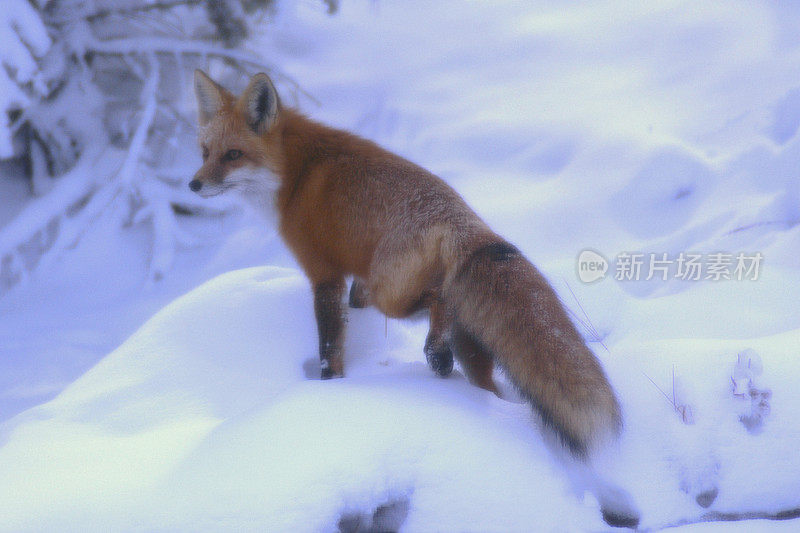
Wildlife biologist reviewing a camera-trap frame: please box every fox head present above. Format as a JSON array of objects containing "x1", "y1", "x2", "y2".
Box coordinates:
[{"x1": 190, "y1": 70, "x2": 281, "y2": 199}]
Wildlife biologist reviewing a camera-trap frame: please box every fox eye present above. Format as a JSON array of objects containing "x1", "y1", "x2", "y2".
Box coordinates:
[
  {"x1": 224, "y1": 149, "x2": 242, "y2": 161},
  {"x1": 202, "y1": 146, "x2": 209, "y2": 160}
]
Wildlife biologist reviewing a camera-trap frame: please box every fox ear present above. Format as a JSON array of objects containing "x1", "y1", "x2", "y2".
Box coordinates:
[
  {"x1": 194, "y1": 70, "x2": 225, "y2": 126},
  {"x1": 242, "y1": 73, "x2": 279, "y2": 134}
]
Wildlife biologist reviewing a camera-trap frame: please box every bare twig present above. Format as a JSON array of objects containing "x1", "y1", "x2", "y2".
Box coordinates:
[
  {"x1": 642, "y1": 367, "x2": 694, "y2": 424},
  {"x1": 86, "y1": 37, "x2": 320, "y2": 105},
  {"x1": 562, "y1": 277, "x2": 608, "y2": 351},
  {"x1": 641, "y1": 370, "x2": 675, "y2": 408}
]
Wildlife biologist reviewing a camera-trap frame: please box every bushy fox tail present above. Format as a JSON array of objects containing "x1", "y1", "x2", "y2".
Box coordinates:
[{"x1": 444, "y1": 239, "x2": 622, "y2": 458}]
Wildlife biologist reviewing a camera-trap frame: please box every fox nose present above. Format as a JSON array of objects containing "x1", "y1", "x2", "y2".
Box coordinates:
[{"x1": 189, "y1": 179, "x2": 203, "y2": 192}]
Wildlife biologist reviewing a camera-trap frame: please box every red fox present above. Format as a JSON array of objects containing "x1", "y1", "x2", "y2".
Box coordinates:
[{"x1": 191, "y1": 71, "x2": 639, "y2": 528}]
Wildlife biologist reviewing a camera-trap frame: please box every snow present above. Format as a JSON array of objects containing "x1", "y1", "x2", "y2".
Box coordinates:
[{"x1": 2, "y1": 0, "x2": 800, "y2": 531}]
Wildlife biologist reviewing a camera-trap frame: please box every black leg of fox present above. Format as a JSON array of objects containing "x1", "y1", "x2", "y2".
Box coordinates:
[
  {"x1": 314, "y1": 279, "x2": 346, "y2": 379},
  {"x1": 424, "y1": 295, "x2": 454, "y2": 377}
]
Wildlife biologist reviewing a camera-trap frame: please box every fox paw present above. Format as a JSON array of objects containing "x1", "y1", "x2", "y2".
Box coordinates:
[
  {"x1": 601, "y1": 508, "x2": 640, "y2": 529},
  {"x1": 598, "y1": 485, "x2": 641, "y2": 529},
  {"x1": 425, "y1": 345, "x2": 454, "y2": 377},
  {"x1": 321, "y1": 368, "x2": 344, "y2": 380}
]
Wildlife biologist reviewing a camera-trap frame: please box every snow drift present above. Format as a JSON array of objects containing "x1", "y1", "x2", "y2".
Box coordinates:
[
  {"x1": 2, "y1": 264, "x2": 799, "y2": 531},
  {"x1": 0, "y1": 267, "x2": 597, "y2": 531}
]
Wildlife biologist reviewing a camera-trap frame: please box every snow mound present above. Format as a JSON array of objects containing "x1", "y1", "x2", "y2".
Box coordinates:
[
  {"x1": 3, "y1": 266, "x2": 799, "y2": 531},
  {"x1": 0, "y1": 267, "x2": 599, "y2": 531}
]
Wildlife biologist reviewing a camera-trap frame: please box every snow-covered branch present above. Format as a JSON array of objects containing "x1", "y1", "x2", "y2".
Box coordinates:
[
  {"x1": 52, "y1": 0, "x2": 205, "y2": 24},
  {"x1": 86, "y1": 37, "x2": 271, "y2": 68},
  {"x1": 0, "y1": 144, "x2": 109, "y2": 292},
  {"x1": 0, "y1": 0, "x2": 337, "y2": 297},
  {"x1": 120, "y1": 59, "x2": 160, "y2": 188}
]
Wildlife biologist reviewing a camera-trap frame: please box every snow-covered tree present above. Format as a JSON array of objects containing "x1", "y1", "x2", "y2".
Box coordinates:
[{"x1": 0, "y1": 0, "x2": 335, "y2": 294}]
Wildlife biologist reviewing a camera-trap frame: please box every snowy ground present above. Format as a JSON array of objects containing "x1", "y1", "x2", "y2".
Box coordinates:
[{"x1": 2, "y1": 1, "x2": 800, "y2": 531}]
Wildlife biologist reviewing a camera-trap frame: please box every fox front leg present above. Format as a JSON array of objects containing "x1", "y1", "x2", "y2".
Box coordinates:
[
  {"x1": 314, "y1": 279, "x2": 346, "y2": 379},
  {"x1": 424, "y1": 296, "x2": 454, "y2": 377}
]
